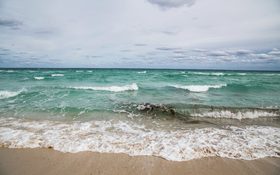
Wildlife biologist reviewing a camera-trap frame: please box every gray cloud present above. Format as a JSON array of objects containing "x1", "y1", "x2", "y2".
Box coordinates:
[
  {"x1": 147, "y1": 0, "x2": 195, "y2": 8},
  {"x1": 192, "y1": 49, "x2": 207, "y2": 53},
  {"x1": 228, "y1": 49, "x2": 252, "y2": 55},
  {"x1": 156, "y1": 47, "x2": 181, "y2": 51},
  {"x1": 268, "y1": 50, "x2": 280, "y2": 56},
  {"x1": 252, "y1": 53, "x2": 274, "y2": 59},
  {"x1": 0, "y1": 19, "x2": 22, "y2": 28},
  {"x1": 207, "y1": 51, "x2": 229, "y2": 57},
  {"x1": 134, "y1": 44, "x2": 147, "y2": 47}
]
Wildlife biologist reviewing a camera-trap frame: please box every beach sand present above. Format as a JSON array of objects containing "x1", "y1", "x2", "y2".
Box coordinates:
[{"x1": 0, "y1": 148, "x2": 279, "y2": 175}]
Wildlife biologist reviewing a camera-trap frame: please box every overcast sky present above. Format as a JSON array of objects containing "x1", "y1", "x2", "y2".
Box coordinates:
[{"x1": 0, "y1": 0, "x2": 280, "y2": 69}]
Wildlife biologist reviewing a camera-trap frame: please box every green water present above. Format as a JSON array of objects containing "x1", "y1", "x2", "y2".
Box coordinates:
[
  {"x1": 1, "y1": 68, "x2": 280, "y2": 161},
  {"x1": 0, "y1": 69, "x2": 280, "y2": 120}
]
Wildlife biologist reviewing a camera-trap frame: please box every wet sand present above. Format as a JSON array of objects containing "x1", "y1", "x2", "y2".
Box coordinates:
[{"x1": 0, "y1": 148, "x2": 279, "y2": 175}]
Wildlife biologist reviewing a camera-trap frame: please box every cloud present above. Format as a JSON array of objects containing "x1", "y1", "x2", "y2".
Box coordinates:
[
  {"x1": 207, "y1": 51, "x2": 229, "y2": 57},
  {"x1": 147, "y1": 0, "x2": 195, "y2": 8},
  {"x1": 228, "y1": 49, "x2": 252, "y2": 55},
  {"x1": 268, "y1": 50, "x2": 280, "y2": 56},
  {"x1": 192, "y1": 49, "x2": 207, "y2": 53},
  {"x1": 0, "y1": 19, "x2": 22, "y2": 28},
  {"x1": 0, "y1": 0, "x2": 280, "y2": 69},
  {"x1": 134, "y1": 44, "x2": 147, "y2": 47},
  {"x1": 251, "y1": 53, "x2": 274, "y2": 59},
  {"x1": 156, "y1": 47, "x2": 180, "y2": 51}
]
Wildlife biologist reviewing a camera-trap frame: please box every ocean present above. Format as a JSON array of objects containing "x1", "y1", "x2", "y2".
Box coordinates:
[{"x1": 0, "y1": 68, "x2": 280, "y2": 161}]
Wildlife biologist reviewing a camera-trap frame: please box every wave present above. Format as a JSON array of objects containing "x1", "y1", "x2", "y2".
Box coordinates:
[
  {"x1": 120, "y1": 103, "x2": 279, "y2": 120},
  {"x1": 51, "y1": 74, "x2": 64, "y2": 77},
  {"x1": 0, "y1": 90, "x2": 22, "y2": 99},
  {"x1": 187, "y1": 72, "x2": 247, "y2": 76},
  {"x1": 6, "y1": 70, "x2": 15, "y2": 73},
  {"x1": 0, "y1": 117, "x2": 279, "y2": 161},
  {"x1": 188, "y1": 72, "x2": 224, "y2": 76},
  {"x1": 137, "y1": 71, "x2": 146, "y2": 74},
  {"x1": 192, "y1": 110, "x2": 278, "y2": 120},
  {"x1": 170, "y1": 84, "x2": 227, "y2": 92},
  {"x1": 71, "y1": 83, "x2": 138, "y2": 92},
  {"x1": 34, "y1": 76, "x2": 45, "y2": 80},
  {"x1": 237, "y1": 73, "x2": 247, "y2": 76}
]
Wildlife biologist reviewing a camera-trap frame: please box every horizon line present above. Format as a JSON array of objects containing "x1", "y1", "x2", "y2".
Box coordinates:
[{"x1": 0, "y1": 67, "x2": 280, "y2": 72}]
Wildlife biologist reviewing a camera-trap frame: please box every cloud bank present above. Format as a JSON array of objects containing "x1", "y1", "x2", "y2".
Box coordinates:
[
  {"x1": 147, "y1": 0, "x2": 195, "y2": 8},
  {"x1": 0, "y1": 0, "x2": 279, "y2": 69}
]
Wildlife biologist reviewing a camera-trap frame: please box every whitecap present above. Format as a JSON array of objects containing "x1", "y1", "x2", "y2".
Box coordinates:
[
  {"x1": 51, "y1": 74, "x2": 64, "y2": 77},
  {"x1": 0, "y1": 90, "x2": 22, "y2": 99},
  {"x1": 170, "y1": 84, "x2": 226, "y2": 92},
  {"x1": 6, "y1": 70, "x2": 15, "y2": 73},
  {"x1": 71, "y1": 83, "x2": 138, "y2": 92},
  {"x1": 188, "y1": 72, "x2": 224, "y2": 76},
  {"x1": 137, "y1": 71, "x2": 146, "y2": 74},
  {"x1": 34, "y1": 76, "x2": 45, "y2": 80},
  {"x1": 237, "y1": 73, "x2": 247, "y2": 76}
]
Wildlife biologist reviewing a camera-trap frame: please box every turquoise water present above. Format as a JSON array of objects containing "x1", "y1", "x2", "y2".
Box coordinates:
[
  {"x1": 0, "y1": 69, "x2": 280, "y2": 120},
  {"x1": 1, "y1": 68, "x2": 280, "y2": 161}
]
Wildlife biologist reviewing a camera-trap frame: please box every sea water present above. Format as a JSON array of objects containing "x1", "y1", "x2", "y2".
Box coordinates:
[{"x1": 0, "y1": 69, "x2": 279, "y2": 161}]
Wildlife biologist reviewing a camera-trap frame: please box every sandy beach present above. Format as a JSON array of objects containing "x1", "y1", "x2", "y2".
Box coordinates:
[{"x1": 0, "y1": 148, "x2": 279, "y2": 175}]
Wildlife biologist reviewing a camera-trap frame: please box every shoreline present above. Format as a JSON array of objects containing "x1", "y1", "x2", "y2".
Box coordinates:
[{"x1": 0, "y1": 148, "x2": 279, "y2": 175}]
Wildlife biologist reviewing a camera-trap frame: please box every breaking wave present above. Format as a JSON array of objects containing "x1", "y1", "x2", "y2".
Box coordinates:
[
  {"x1": 0, "y1": 117, "x2": 279, "y2": 161},
  {"x1": 119, "y1": 103, "x2": 279, "y2": 120},
  {"x1": 0, "y1": 90, "x2": 22, "y2": 99},
  {"x1": 51, "y1": 74, "x2": 64, "y2": 77},
  {"x1": 70, "y1": 83, "x2": 138, "y2": 92},
  {"x1": 34, "y1": 76, "x2": 45, "y2": 80},
  {"x1": 187, "y1": 72, "x2": 248, "y2": 76},
  {"x1": 170, "y1": 84, "x2": 227, "y2": 92},
  {"x1": 137, "y1": 71, "x2": 146, "y2": 74},
  {"x1": 192, "y1": 110, "x2": 279, "y2": 120}
]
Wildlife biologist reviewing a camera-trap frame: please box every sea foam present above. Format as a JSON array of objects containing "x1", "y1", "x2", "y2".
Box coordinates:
[
  {"x1": 34, "y1": 76, "x2": 45, "y2": 80},
  {"x1": 192, "y1": 110, "x2": 279, "y2": 120},
  {"x1": 137, "y1": 71, "x2": 146, "y2": 74},
  {"x1": 187, "y1": 72, "x2": 247, "y2": 76},
  {"x1": 0, "y1": 90, "x2": 22, "y2": 99},
  {"x1": 188, "y1": 72, "x2": 224, "y2": 76},
  {"x1": 71, "y1": 83, "x2": 138, "y2": 92},
  {"x1": 170, "y1": 84, "x2": 226, "y2": 92},
  {"x1": 0, "y1": 117, "x2": 279, "y2": 161},
  {"x1": 51, "y1": 74, "x2": 64, "y2": 77}
]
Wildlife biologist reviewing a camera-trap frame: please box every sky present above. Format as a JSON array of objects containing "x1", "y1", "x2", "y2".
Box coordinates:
[{"x1": 0, "y1": 0, "x2": 280, "y2": 70}]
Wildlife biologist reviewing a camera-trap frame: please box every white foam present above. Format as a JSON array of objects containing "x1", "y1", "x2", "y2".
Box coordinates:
[
  {"x1": 6, "y1": 70, "x2": 15, "y2": 73},
  {"x1": 237, "y1": 73, "x2": 247, "y2": 76},
  {"x1": 34, "y1": 76, "x2": 45, "y2": 80},
  {"x1": 0, "y1": 90, "x2": 22, "y2": 99},
  {"x1": 170, "y1": 84, "x2": 226, "y2": 92},
  {"x1": 188, "y1": 72, "x2": 224, "y2": 76},
  {"x1": 188, "y1": 72, "x2": 248, "y2": 76},
  {"x1": 0, "y1": 117, "x2": 279, "y2": 161},
  {"x1": 137, "y1": 71, "x2": 146, "y2": 74},
  {"x1": 71, "y1": 83, "x2": 138, "y2": 92},
  {"x1": 192, "y1": 110, "x2": 278, "y2": 120},
  {"x1": 51, "y1": 74, "x2": 64, "y2": 77}
]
